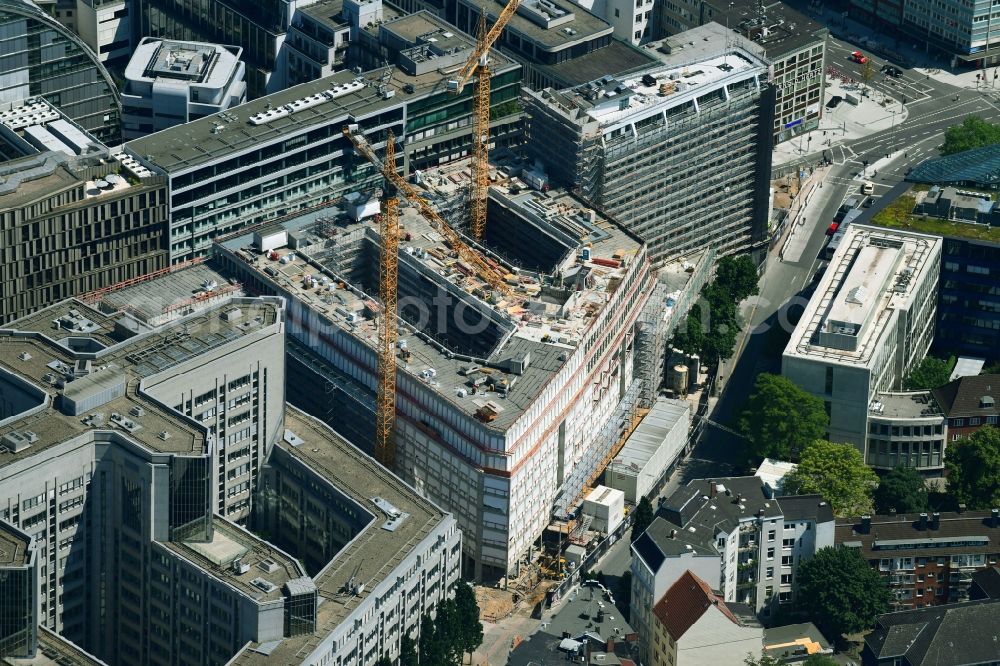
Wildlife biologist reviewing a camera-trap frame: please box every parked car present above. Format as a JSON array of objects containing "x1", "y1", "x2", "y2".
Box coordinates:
[
  {"x1": 826, "y1": 95, "x2": 844, "y2": 109},
  {"x1": 827, "y1": 222, "x2": 840, "y2": 235},
  {"x1": 881, "y1": 64, "x2": 903, "y2": 77},
  {"x1": 851, "y1": 51, "x2": 868, "y2": 64},
  {"x1": 862, "y1": 181, "x2": 874, "y2": 195}
]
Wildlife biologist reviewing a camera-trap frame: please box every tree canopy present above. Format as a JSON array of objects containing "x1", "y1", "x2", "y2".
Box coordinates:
[
  {"x1": 453, "y1": 583, "x2": 484, "y2": 663},
  {"x1": 630, "y1": 495, "x2": 654, "y2": 544},
  {"x1": 715, "y1": 255, "x2": 761, "y2": 303},
  {"x1": 739, "y1": 374, "x2": 829, "y2": 462},
  {"x1": 796, "y1": 547, "x2": 891, "y2": 637},
  {"x1": 903, "y1": 356, "x2": 953, "y2": 390},
  {"x1": 874, "y1": 466, "x2": 929, "y2": 514},
  {"x1": 783, "y1": 440, "x2": 877, "y2": 516},
  {"x1": 400, "y1": 634, "x2": 419, "y2": 666},
  {"x1": 941, "y1": 115, "x2": 1000, "y2": 155},
  {"x1": 945, "y1": 426, "x2": 1000, "y2": 510}
]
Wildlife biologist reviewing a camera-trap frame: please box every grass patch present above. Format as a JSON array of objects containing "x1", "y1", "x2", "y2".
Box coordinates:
[{"x1": 871, "y1": 193, "x2": 1000, "y2": 241}]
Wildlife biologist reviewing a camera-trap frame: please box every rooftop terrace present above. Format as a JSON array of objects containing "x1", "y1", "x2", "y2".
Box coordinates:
[
  {"x1": 232, "y1": 407, "x2": 449, "y2": 664},
  {"x1": 0, "y1": 520, "x2": 31, "y2": 567}
]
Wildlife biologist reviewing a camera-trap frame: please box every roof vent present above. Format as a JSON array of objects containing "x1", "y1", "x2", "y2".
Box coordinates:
[
  {"x1": 17, "y1": 351, "x2": 31, "y2": 361},
  {"x1": 258, "y1": 559, "x2": 279, "y2": 573},
  {"x1": 232, "y1": 558, "x2": 250, "y2": 574},
  {"x1": 250, "y1": 577, "x2": 277, "y2": 593},
  {"x1": 2, "y1": 430, "x2": 38, "y2": 453}
]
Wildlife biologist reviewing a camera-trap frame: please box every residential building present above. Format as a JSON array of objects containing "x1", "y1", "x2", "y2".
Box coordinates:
[
  {"x1": 53, "y1": 0, "x2": 133, "y2": 69},
  {"x1": 932, "y1": 374, "x2": 1000, "y2": 441},
  {"x1": 652, "y1": 0, "x2": 828, "y2": 145},
  {"x1": 630, "y1": 476, "x2": 835, "y2": 663},
  {"x1": 212, "y1": 181, "x2": 657, "y2": 580},
  {"x1": 523, "y1": 22, "x2": 775, "y2": 264},
  {"x1": 0, "y1": 0, "x2": 120, "y2": 142},
  {"x1": 605, "y1": 397, "x2": 690, "y2": 504},
  {"x1": 0, "y1": 98, "x2": 169, "y2": 324},
  {"x1": 837, "y1": 510, "x2": 1000, "y2": 610},
  {"x1": 862, "y1": 599, "x2": 1000, "y2": 666},
  {"x1": 782, "y1": 225, "x2": 942, "y2": 462},
  {"x1": 0, "y1": 295, "x2": 460, "y2": 665},
  {"x1": 866, "y1": 392, "x2": 948, "y2": 476},
  {"x1": 124, "y1": 11, "x2": 524, "y2": 263},
  {"x1": 121, "y1": 38, "x2": 247, "y2": 140},
  {"x1": 648, "y1": 570, "x2": 763, "y2": 666},
  {"x1": 761, "y1": 622, "x2": 832, "y2": 664},
  {"x1": 508, "y1": 586, "x2": 637, "y2": 665},
  {"x1": 446, "y1": 0, "x2": 660, "y2": 90}
]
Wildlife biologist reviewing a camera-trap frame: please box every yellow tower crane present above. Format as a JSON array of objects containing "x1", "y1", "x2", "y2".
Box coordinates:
[
  {"x1": 447, "y1": 0, "x2": 523, "y2": 240},
  {"x1": 342, "y1": 125, "x2": 516, "y2": 467},
  {"x1": 374, "y1": 131, "x2": 400, "y2": 469}
]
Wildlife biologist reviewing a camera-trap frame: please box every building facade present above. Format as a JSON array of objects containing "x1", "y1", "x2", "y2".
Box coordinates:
[
  {"x1": 935, "y1": 235, "x2": 1000, "y2": 362},
  {"x1": 0, "y1": 98, "x2": 169, "y2": 324},
  {"x1": 838, "y1": 511, "x2": 1000, "y2": 610},
  {"x1": 524, "y1": 23, "x2": 775, "y2": 264},
  {"x1": 125, "y1": 13, "x2": 524, "y2": 263},
  {"x1": 932, "y1": 374, "x2": 1000, "y2": 442},
  {"x1": 866, "y1": 392, "x2": 948, "y2": 476},
  {"x1": 0, "y1": 0, "x2": 121, "y2": 142},
  {"x1": 649, "y1": 570, "x2": 762, "y2": 666},
  {"x1": 783, "y1": 225, "x2": 942, "y2": 463},
  {"x1": 53, "y1": 0, "x2": 133, "y2": 69},
  {"x1": 653, "y1": 0, "x2": 828, "y2": 145},
  {"x1": 121, "y1": 38, "x2": 247, "y2": 140},
  {"x1": 630, "y1": 477, "x2": 835, "y2": 664},
  {"x1": 0, "y1": 296, "x2": 459, "y2": 665}
]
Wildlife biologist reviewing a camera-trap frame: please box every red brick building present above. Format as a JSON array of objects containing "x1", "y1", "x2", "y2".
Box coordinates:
[{"x1": 932, "y1": 374, "x2": 1000, "y2": 442}]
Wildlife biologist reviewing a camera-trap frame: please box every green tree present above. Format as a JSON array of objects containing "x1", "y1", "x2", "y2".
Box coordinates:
[
  {"x1": 941, "y1": 115, "x2": 1000, "y2": 155},
  {"x1": 874, "y1": 466, "x2": 929, "y2": 514},
  {"x1": 400, "y1": 634, "x2": 419, "y2": 666},
  {"x1": 784, "y1": 440, "x2": 878, "y2": 516},
  {"x1": 714, "y1": 255, "x2": 760, "y2": 303},
  {"x1": 453, "y1": 583, "x2": 484, "y2": 664},
  {"x1": 802, "y1": 656, "x2": 840, "y2": 666},
  {"x1": 738, "y1": 374, "x2": 829, "y2": 462},
  {"x1": 419, "y1": 612, "x2": 446, "y2": 665},
  {"x1": 671, "y1": 303, "x2": 705, "y2": 354},
  {"x1": 435, "y1": 598, "x2": 462, "y2": 664},
  {"x1": 618, "y1": 569, "x2": 633, "y2": 619},
  {"x1": 374, "y1": 657, "x2": 393, "y2": 666},
  {"x1": 744, "y1": 655, "x2": 783, "y2": 666},
  {"x1": 796, "y1": 547, "x2": 891, "y2": 638},
  {"x1": 904, "y1": 356, "x2": 953, "y2": 390},
  {"x1": 630, "y1": 495, "x2": 654, "y2": 543},
  {"x1": 946, "y1": 426, "x2": 1000, "y2": 509}
]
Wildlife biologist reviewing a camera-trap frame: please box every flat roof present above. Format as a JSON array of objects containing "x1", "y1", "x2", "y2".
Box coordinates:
[
  {"x1": 714, "y1": 1, "x2": 828, "y2": 58},
  {"x1": 784, "y1": 225, "x2": 941, "y2": 367},
  {"x1": 869, "y1": 391, "x2": 942, "y2": 419},
  {"x1": 126, "y1": 38, "x2": 241, "y2": 88},
  {"x1": 96, "y1": 262, "x2": 244, "y2": 324},
  {"x1": 0, "y1": 298, "x2": 281, "y2": 463},
  {"x1": 458, "y1": 0, "x2": 612, "y2": 51},
  {"x1": 763, "y1": 622, "x2": 831, "y2": 659},
  {"x1": 125, "y1": 51, "x2": 518, "y2": 175},
  {"x1": 607, "y1": 397, "x2": 689, "y2": 474},
  {"x1": 215, "y1": 177, "x2": 643, "y2": 431},
  {"x1": 230, "y1": 407, "x2": 450, "y2": 664},
  {"x1": 0, "y1": 520, "x2": 31, "y2": 567},
  {"x1": 2, "y1": 627, "x2": 107, "y2": 666},
  {"x1": 159, "y1": 517, "x2": 307, "y2": 603},
  {"x1": 297, "y1": 0, "x2": 349, "y2": 28},
  {"x1": 536, "y1": 39, "x2": 659, "y2": 88}
]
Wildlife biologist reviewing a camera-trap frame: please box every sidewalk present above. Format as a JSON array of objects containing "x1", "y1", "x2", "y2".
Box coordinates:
[
  {"x1": 778, "y1": 166, "x2": 837, "y2": 263},
  {"x1": 773, "y1": 77, "x2": 907, "y2": 167}
]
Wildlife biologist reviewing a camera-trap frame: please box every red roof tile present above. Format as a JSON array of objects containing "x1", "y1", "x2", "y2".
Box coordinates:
[{"x1": 652, "y1": 570, "x2": 742, "y2": 640}]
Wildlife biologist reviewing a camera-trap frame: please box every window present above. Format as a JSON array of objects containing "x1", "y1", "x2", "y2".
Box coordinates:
[
  {"x1": 766, "y1": 567, "x2": 774, "y2": 579},
  {"x1": 615, "y1": 7, "x2": 619, "y2": 16},
  {"x1": 782, "y1": 538, "x2": 795, "y2": 548},
  {"x1": 634, "y1": 30, "x2": 641, "y2": 39},
  {"x1": 782, "y1": 555, "x2": 793, "y2": 566},
  {"x1": 825, "y1": 366, "x2": 833, "y2": 394},
  {"x1": 767, "y1": 547, "x2": 775, "y2": 560},
  {"x1": 768, "y1": 530, "x2": 776, "y2": 541},
  {"x1": 780, "y1": 573, "x2": 793, "y2": 585}
]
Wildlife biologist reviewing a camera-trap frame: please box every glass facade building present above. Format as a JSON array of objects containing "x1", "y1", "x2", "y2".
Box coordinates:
[
  {"x1": 0, "y1": 523, "x2": 37, "y2": 659},
  {"x1": 0, "y1": 0, "x2": 121, "y2": 142}
]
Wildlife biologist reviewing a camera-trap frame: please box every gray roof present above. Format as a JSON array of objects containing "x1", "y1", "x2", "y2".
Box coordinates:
[
  {"x1": 607, "y1": 397, "x2": 689, "y2": 475},
  {"x1": 713, "y1": 0, "x2": 827, "y2": 59},
  {"x1": 865, "y1": 600, "x2": 1000, "y2": 666},
  {"x1": 458, "y1": 0, "x2": 612, "y2": 52},
  {"x1": 536, "y1": 39, "x2": 659, "y2": 88}
]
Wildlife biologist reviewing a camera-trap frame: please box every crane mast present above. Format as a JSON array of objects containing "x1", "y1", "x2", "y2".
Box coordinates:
[{"x1": 376, "y1": 132, "x2": 399, "y2": 469}]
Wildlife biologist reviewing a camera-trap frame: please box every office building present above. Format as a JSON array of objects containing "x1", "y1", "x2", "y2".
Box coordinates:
[
  {"x1": 0, "y1": 98, "x2": 169, "y2": 324},
  {"x1": 653, "y1": 1, "x2": 828, "y2": 144},
  {"x1": 446, "y1": 0, "x2": 660, "y2": 89},
  {"x1": 52, "y1": 0, "x2": 133, "y2": 68},
  {"x1": 648, "y1": 570, "x2": 762, "y2": 666},
  {"x1": 932, "y1": 374, "x2": 1000, "y2": 441},
  {"x1": 865, "y1": 392, "x2": 947, "y2": 475},
  {"x1": 124, "y1": 12, "x2": 524, "y2": 263},
  {"x1": 630, "y1": 476, "x2": 835, "y2": 663},
  {"x1": 850, "y1": 0, "x2": 1000, "y2": 68},
  {"x1": 284, "y1": 0, "x2": 352, "y2": 87},
  {"x1": 838, "y1": 511, "x2": 1000, "y2": 610},
  {"x1": 0, "y1": 294, "x2": 459, "y2": 665},
  {"x1": 121, "y1": 38, "x2": 247, "y2": 140},
  {"x1": 0, "y1": 522, "x2": 37, "y2": 659},
  {"x1": 523, "y1": 23, "x2": 775, "y2": 264},
  {"x1": 0, "y1": 0, "x2": 120, "y2": 142},
  {"x1": 862, "y1": 599, "x2": 1000, "y2": 666},
  {"x1": 212, "y1": 179, "x2": 657, "y2": 579},
  {"x1": 782, "y1": 225, "x2": 942, "y2": 462}
]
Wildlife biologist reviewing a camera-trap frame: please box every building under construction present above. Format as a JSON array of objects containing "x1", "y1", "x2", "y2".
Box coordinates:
[
  {"x1": 523, "y1": 22, "x2": 775, "y2": 264},
  {"x1": 212, "y1": 175, "x2": 677, "y2": 579}
]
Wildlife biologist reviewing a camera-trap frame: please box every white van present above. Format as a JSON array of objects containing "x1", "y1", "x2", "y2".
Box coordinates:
[{"x1": 861, "y1": 181, "x2": 874, "y2": 195}]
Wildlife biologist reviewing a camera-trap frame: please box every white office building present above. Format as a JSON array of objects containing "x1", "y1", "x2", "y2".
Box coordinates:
[
  {"x1": 782, "y1": 225, "x2": 942, "y2": 465},
  {"x1": 121, "y1": 38, "x2": 247, "y2": 139}
]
